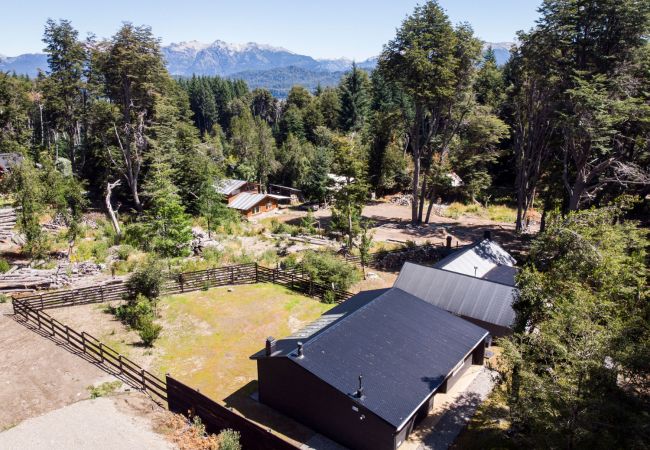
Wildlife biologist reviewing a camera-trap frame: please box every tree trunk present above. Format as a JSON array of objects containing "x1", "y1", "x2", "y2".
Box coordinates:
[
  {"x1": 424, "y1": 186, "x2": 436, "y2": 224},
  {"x1": 106, "y1": 180, "x2": 122, "y2": 241}
]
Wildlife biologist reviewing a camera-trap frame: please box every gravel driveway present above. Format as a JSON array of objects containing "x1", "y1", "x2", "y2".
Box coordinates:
[{"x1": 0, "y1": 397, "x2": 174, "y2": 450}]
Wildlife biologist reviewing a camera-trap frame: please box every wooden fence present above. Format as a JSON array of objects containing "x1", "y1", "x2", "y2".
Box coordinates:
[
  {"x1": 167, "y1": 376, "x2": 299, "y2": 450},
  {"x1": 12, "y1": 263, "x2": 354, "y2": 312},
  {"x1": 11, "y1": 298, "x2": 167, "y2": 402}
]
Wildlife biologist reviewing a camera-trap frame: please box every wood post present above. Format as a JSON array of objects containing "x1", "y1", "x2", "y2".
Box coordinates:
[
  {"x1": 99, "y1": 343, "x2": 104, "y2": 363},
  {"x1": 230, "y1": 267, "x2": 234, "y2": 285},
  {"x1": 40, "y1": 294, "x2": 44, "y2": 310},
  {"x1": 255, "y1": 263, "x2": 259, "y2": 282},
  {"x1": 81, "y1": 332, "x2": 87, "y2": 352},
  {"x1": 118, "y1": 355, "x2": 123, "y2": 374}
]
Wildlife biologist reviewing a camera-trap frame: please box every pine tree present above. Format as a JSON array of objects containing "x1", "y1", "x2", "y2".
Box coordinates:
[
  {"x1": 142, "y1": 152, "x2": 192, "y2": 258},
  {"x1": 338, "y1": 63, "x2": 370, "y2": 132}
]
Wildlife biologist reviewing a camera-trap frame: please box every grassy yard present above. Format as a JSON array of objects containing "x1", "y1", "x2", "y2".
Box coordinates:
[{"x1": 151, "y1": 283, "x2": 333, "y2": 402}]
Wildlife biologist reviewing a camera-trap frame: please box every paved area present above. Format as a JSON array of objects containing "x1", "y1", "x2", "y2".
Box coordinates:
[
  {"x1": 0, "y1": 397, "x2": 174, "y2": 450},
  {"x1": 414, "y1": 367, "x2": 497, "y2": 450}
]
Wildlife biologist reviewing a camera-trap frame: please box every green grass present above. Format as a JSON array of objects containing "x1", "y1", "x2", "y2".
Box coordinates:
[
  {"x1": 87, "y1": 380, "x2": 123, "y2": 398},
  {"x1": 151, "y1": 284, "x2": 333, "y2": 401}
]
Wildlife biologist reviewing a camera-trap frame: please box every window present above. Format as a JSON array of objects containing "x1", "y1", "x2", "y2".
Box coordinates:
[
  {"x1": 266, "y1": 201, "x2": 273, "y2": 209},
  {"x1": 252, "y1": 206, "x2": 260, "y2": 215}
]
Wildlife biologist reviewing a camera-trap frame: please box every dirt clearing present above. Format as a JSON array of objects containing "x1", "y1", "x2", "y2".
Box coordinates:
[{"x1": 0, "y1": 395, "x2": 173, "y2": 450}]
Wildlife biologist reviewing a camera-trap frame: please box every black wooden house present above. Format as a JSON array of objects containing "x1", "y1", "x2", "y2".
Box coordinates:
[{"x1": 251, "y1": 288, "x2": 489, "y2": 450}]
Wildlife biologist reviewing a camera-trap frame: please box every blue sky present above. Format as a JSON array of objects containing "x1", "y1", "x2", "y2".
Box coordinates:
[{"x1": 1, "y1": 0, "x2": 542, "y2": 59}]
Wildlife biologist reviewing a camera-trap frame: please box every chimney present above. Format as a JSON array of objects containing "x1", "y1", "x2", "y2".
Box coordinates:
[
  {"x1": 265, "y1": 337, "x2": 276, "y2": 356},
  {"x1": 296, "y1": 342, "x2": 304, "y2": 358},
  {"x1": 446, "y1": 236, "x2": 452, "y2": 249},
  {"x1": 354, "y1": 374, "x2": 364, "y2": 399},
  {"x1": 483, "y1": 230, "x2": 492, "y2": 240}
]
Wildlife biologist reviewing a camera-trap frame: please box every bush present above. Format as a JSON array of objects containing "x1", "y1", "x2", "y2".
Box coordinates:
[
  {"x1": 301, "y1": 251, "x2": 360, "y2": 292},
  {"x1": 0, "y1": 294, "x2": 8, "y2": 304},
  {"x1": 217, "y1": 429, "x2": 242, "y2": 450},
  {"x1": 0, "y1": 258, "x2": 10, "y2": 273},
  {"x1": 123, "y1": 222, "x2": 149, "y2": 250},
  {"x1": 114, "y1": 294, "x2": 154, "y2": 328},
  {"x1": 125, "y1": 258, "x2": 165, "y2": 301},
  {"x1": 138, "y1": 316, "x2": 162, "y2": 347},
  {"x1": 116, "y1": 244, "x2": 135, "y2": 261},
  {"x1": 87, "y1": 381, "x2": 122, "y2": 398}
]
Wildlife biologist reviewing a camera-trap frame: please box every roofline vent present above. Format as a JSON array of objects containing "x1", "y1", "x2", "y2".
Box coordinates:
[
  {"x1": 483, "y1": 230, "x2": 492, "y2": 240},
  {"x1": 354, "y1": 374, "x2": 364, "y2": 399},
  {"x1": 265, "y1": 337, "x2": 276, "y2": 356},
  {"x1": 296, "y1": 341, "x2": 304, "y2": 358}
]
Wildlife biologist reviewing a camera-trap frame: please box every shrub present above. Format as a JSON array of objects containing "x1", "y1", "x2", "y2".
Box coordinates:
[
  {"x1": 125, "y1": 258, "x2": 165, "y2": 301},
  {"x1": 123, "y1": 222, "x2": 149, "y2": 250},
  {"x1": 0, "y1": 258, "x2": 10, "y2": 273},
  {"x1": 301, "y1": 251, "x2": 360, "y2": 292},
  {"x1": 138, "y1": 316, "x2": 162, "y2": 347},
  {"x1": 116, "y1": 244, "x2": 135, "y2": 261},
  {"x1": 217, "y1": 429, "x2": 242, "y2": 450},
  {"x1": 115, "y1": 294, "x2": 154, "y2": 328},
  {"x1": 87, "y1": 381, "x2": 122, "y2": 398},
  {"x1": 0, "y1": 294, "x2": 8, "y2": 304}
]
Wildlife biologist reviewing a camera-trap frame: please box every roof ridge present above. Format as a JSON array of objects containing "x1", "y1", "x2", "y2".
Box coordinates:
[{"x1": 299, "y1": 287, "x2": 397, "y2": 349}]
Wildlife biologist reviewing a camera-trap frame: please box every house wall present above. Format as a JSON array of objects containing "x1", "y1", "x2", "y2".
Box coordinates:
[
  {"x1": 242, "y1": 197, "x2": 278, "y2": 218},
  {"x1": 460, "y1": 315, "x2": 511, "y2": 338},
  {"x1": 257, "y1": 357, "x2": 397, "y2": 450}
]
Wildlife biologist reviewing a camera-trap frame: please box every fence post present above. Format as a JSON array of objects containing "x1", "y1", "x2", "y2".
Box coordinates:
[
  {"x1": 40, "y1": 294, "x2": 44, "y2": 310},
  {"x1": 65, "y1": 325, "x2": 70, "y2": 343},
  {"x1": 36, "y1": 313, "x2": 41, "y2": 329},
  {"x1": 118, "y1": 355, "x2": 123, "y2": 374},
  {"x1": 255, "y1": 263, "x2": 259, "y2": 282},
  {"x1": 100, "y1": 286, "x2": 104, "y2": 303},
  {"x1": 141, "y1": 369, "x2": 146, "y2": 387},
  {"x1": 99, "y1": 342, "x2": 104, "y2": 363},
  {"x1": 81, "y1": 332, "x2": 87, "y2": 352},
  {"x1": 179, "y1": 274, "x2": 184, "y2": 293},
  {"x1": 230, "y1": 266, "x2": 234, "y2": 285},
  {"x1": 291, "y1": 273, "x2": 294, "y2": 289}
]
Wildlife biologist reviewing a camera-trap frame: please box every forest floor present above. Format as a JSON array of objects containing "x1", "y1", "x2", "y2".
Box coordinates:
[{"x1": 277, "y1": 199, "x2": 535, "y2": 260}]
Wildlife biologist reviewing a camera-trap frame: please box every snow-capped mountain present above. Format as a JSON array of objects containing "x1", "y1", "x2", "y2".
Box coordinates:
[{"x1": 0, "y1": 39, "x2": 513, "y2": 96}]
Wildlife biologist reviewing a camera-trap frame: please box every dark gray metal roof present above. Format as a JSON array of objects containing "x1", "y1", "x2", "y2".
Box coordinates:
[
  {"x1": 286, "y1": 288, "x2": 488, "y2": 429},
  {"x1": 251, "y1": 289, "x2": 388, "y2": 359},
  {"x1": 395, "y1": 262, "x2": 517, "y2": 328}
]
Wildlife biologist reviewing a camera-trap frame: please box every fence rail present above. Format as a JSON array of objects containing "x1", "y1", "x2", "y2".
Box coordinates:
[
  {"x1": 12, "y1": 262, "x2": 354, "y2": 313},
  {"x1": 11, "y1": 298, "x2": 167, "y2": 402}
]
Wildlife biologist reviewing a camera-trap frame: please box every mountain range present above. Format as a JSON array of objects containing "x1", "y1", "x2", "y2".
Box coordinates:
[{"x1": 0, "y1": 40, "x2": 512, "y2": 97}]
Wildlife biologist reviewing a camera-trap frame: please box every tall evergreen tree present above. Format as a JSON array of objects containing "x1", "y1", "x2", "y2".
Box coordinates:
[{"x1": 339, "y1": 62, "x2": 370, "y2": 132}]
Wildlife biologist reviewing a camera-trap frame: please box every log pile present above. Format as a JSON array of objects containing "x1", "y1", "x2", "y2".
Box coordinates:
[
  {"x1": 0, "y1": 262, "x2": 106, "y2": 294},
  {"x1": 0, "y1": 267, "x2": 72, "y2": 293},
  {"x1": 0, "y1": 207, "x2": 17, "y2": 243}
]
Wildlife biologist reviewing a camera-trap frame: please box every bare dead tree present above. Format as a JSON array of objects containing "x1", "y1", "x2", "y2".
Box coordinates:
[{"x1": 105, "y1": 180, "x2": 122, "y2": 240}]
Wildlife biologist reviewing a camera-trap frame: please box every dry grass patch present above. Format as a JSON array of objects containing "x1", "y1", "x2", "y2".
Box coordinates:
[{"x1": 152, "y1": 284, "x2": 333, "y2": 401}]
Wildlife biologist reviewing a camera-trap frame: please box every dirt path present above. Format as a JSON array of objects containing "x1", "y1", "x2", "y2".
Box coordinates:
[
  {"x1": 0, "y1": 302, "x2": 116, "y2": 430},
  {"x1": 278, "y1": 201, "x2": 533, "y2": 258},
  {"x1": 0, "y1": 396, "x2": 174, "y2": 450}
]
